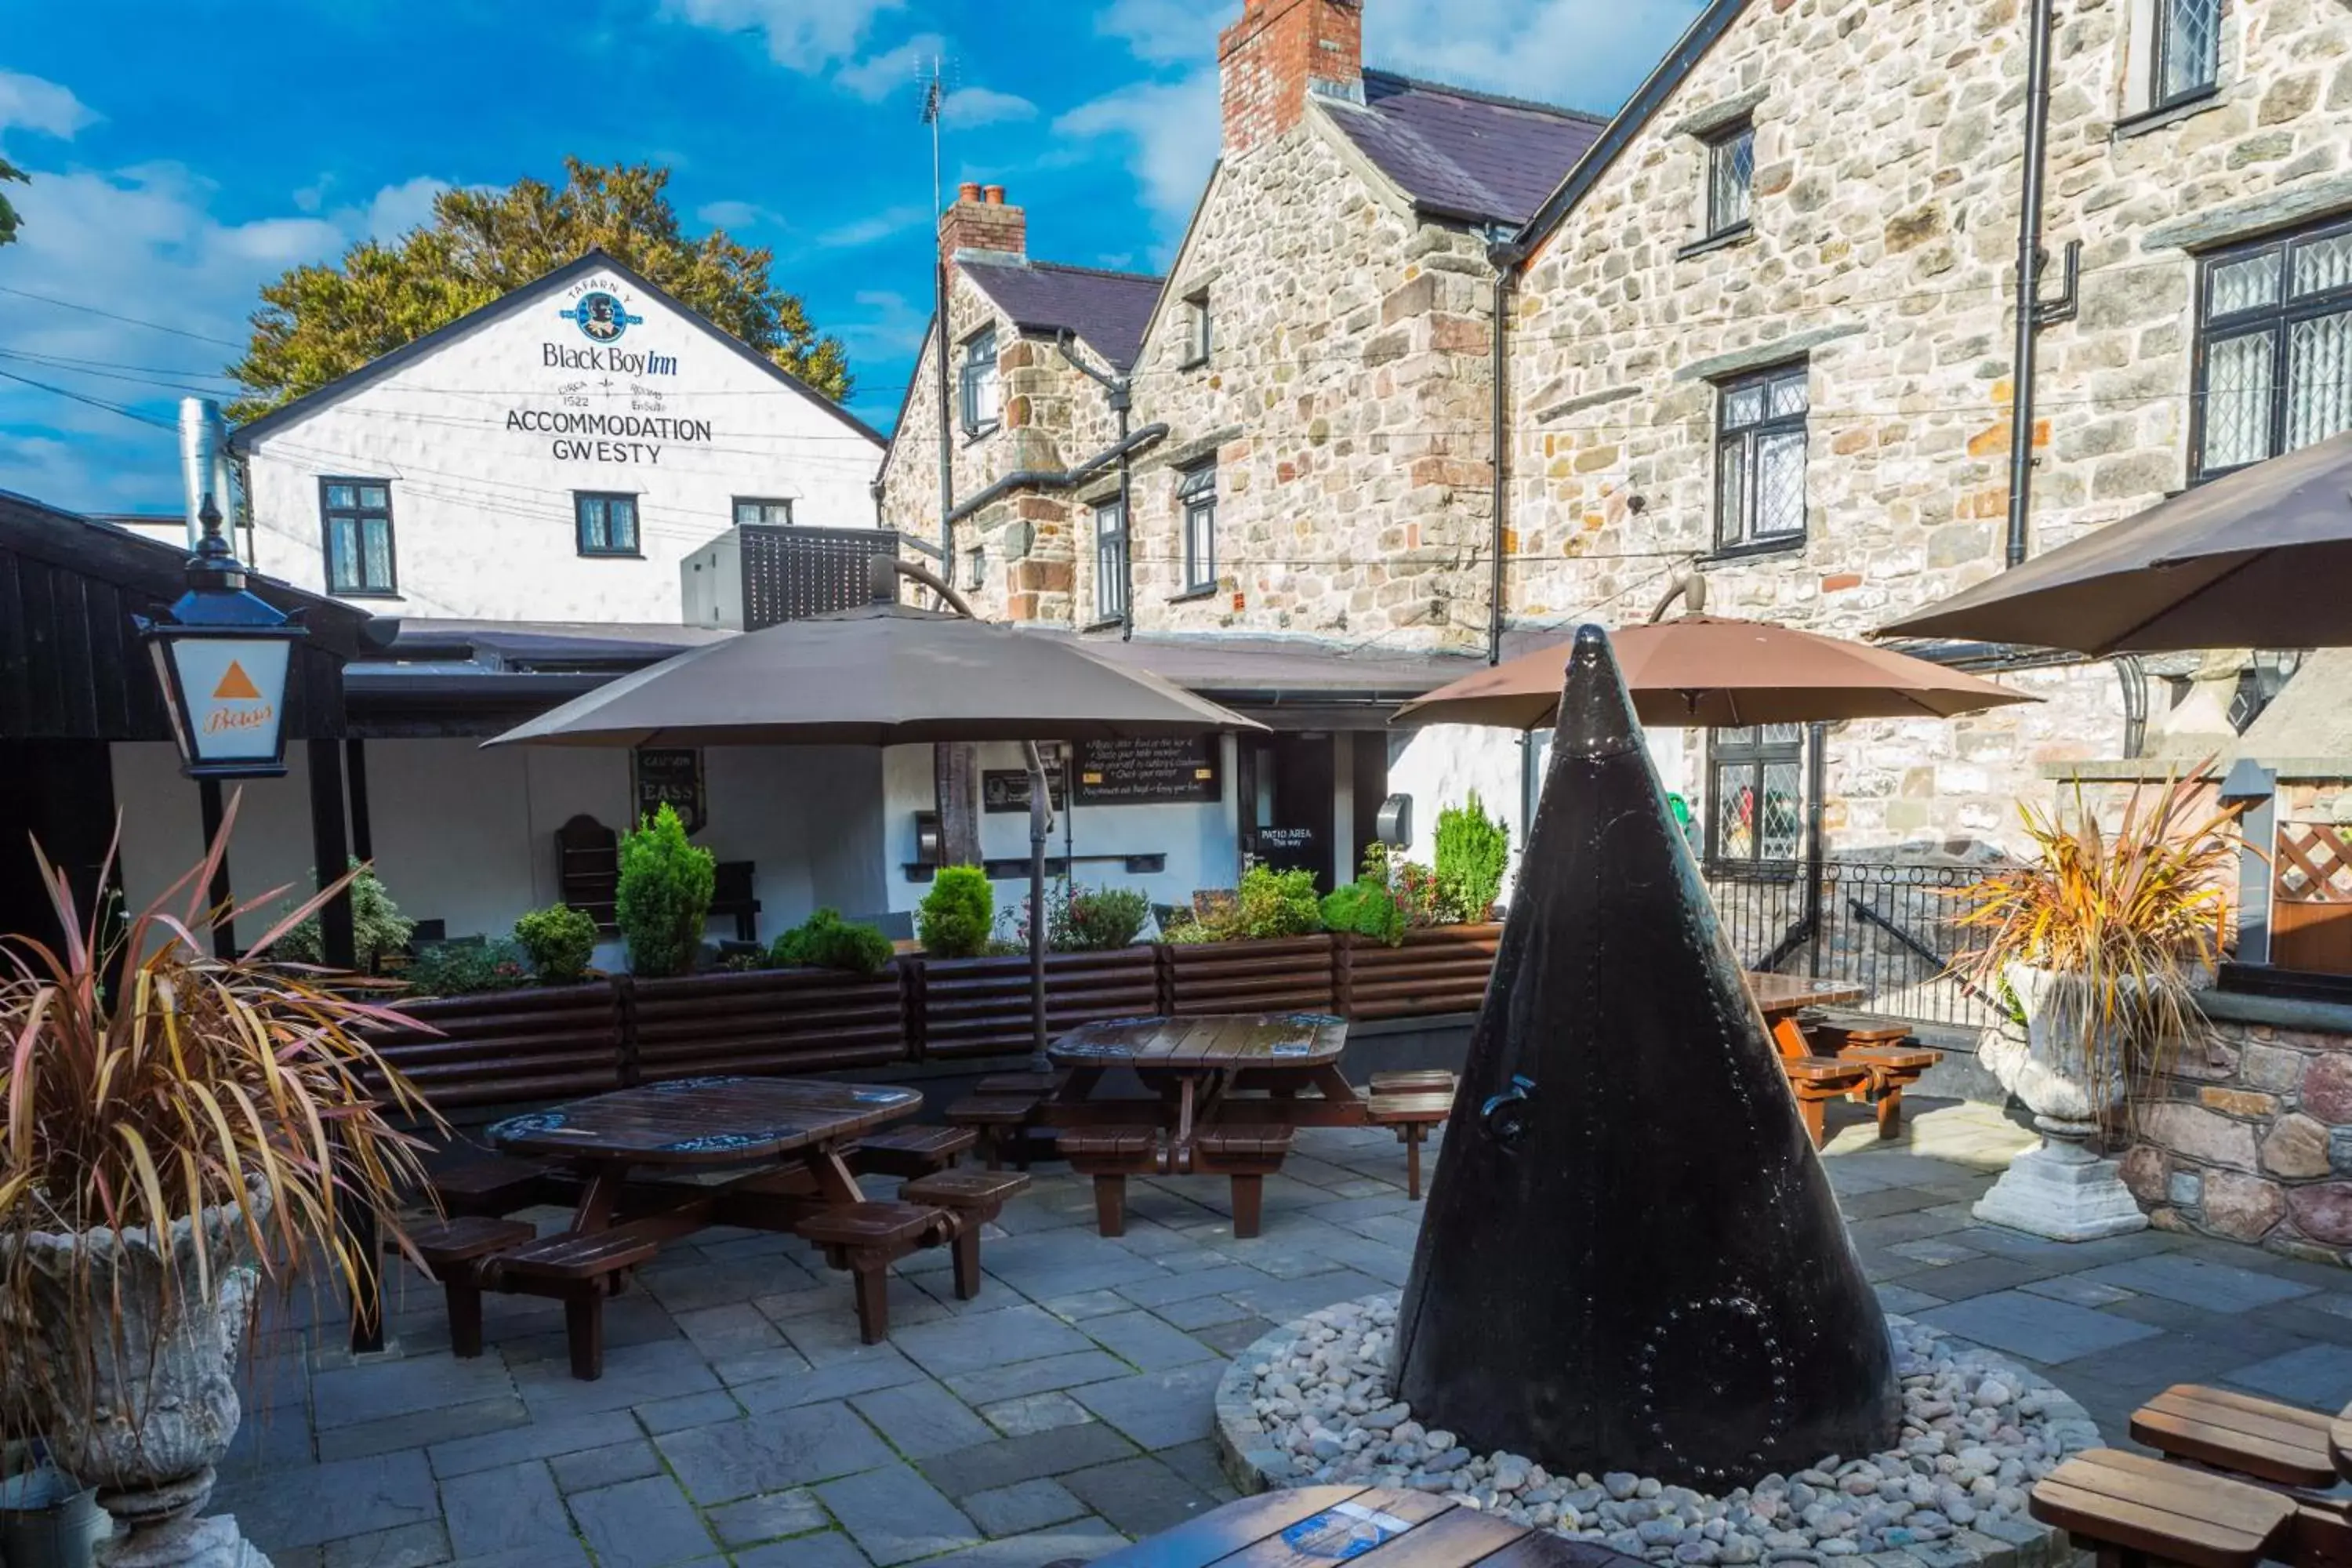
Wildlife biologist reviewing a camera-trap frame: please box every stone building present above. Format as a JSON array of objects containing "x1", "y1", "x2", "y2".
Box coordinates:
[{"x1": 1500, "y1": 0, "x2": 2352, "y2": 863}]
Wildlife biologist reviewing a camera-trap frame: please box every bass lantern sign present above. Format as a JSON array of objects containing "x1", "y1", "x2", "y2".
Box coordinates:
[{"x1": 137, "y1": 498, "x2": 307, "y2": 779}]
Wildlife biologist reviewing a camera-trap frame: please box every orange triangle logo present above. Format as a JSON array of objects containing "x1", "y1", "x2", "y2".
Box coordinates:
[{"x1": 212, "y1": 661, "x2": 263, "y2": 701}]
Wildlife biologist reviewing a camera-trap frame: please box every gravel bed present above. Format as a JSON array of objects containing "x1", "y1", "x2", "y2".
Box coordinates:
[{"x1": 1233, "y1": 1294, "x2": 2097, "y2": 1566}]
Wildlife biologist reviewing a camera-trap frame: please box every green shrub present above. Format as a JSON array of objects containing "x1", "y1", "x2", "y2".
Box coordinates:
[
  {"x1": 277, "y1": 861, "x2": 416, "y2": 971},
  {"x1": 615, "y1": 804, "x2": 715, "y2": 978},
  {"x1": 917, "y1": 866, "x2": 994, "y2": 958},
  {"x1": 771, "y1": 909, "x2": 895, "y2": 975},
  {"x1": 1435, "y1": 792, "x2": 1510, "y2": 924},
  {"x1": 1230, "y1": 862, "x2": 1323, "y2": 940},
  {"x1": 1160, "y1": 914, "x2": 1218, "y2": 945},
  {"x1": 513, "y1": 904, "x2": 599, "y2": 985},
  {"x1": 407, "y1": 938, "x2": 532, "y2": 997},
  {"x1": 1321, "y1": 877, "x2": 1406, "y2": 946},
  {"x1": 1053, "y1": 885, "x2": 1152, "y2": 952}
]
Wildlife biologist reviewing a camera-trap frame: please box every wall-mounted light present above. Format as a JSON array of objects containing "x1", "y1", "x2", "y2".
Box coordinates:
[{"x1": 136, "y1": 495, "x2": 307, "y2": 779}]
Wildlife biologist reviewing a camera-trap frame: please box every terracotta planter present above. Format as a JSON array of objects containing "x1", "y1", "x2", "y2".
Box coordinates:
[{"x1": 2, "y1": 1198, "x2": 274, "y2": 1566}]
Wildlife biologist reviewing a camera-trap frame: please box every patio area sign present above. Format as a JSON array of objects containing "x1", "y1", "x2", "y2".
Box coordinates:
[
  {"x1": 1073, "y1": 735, "x2": 1220, "y2": 806},
  {"x1": 634, "y1": 747, "x2": 706, "y2": 834}
]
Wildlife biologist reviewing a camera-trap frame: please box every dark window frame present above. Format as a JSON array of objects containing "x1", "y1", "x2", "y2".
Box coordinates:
[
  {"x1": 1094, "y1": 499, "x2": 1129, "y2": 623},
  {"x1": 1706, "y1": 724, "x2": 1808, "y2": 875},
  {"x1": 2190, "y1": 213, "x2": 2352, "y2": 485},
  {"x1": 1713, "y1": 361, "x2": 1811, "y2": 552},
  {"x1": 317, "y1": 476, "x2": 398, "y2": 598},
  {"x1": 1181, "y1": 289, "x2": 1212, "y2": 369},
  {"x1": 1704, "y1": 119, "x2": 1756, "y2": 240},
  {"x1": 2152, "y1": 0, "x2": 2224, "y2": 113},
  {"x1": 958, "y1": 326, "x2": 1002, "y2": 437},
  {"x1": 964, "y1": 544, "x2": 985, "y2": 592},
  {"x1": 1178, "y1": 463, "x2": 1217, "y2": 593},
  {"x1": 732, "y1": 496, "x2": 794, "y2": 527},
  {"x1": 573, "y1": 491, "x2": 642, "y2": 557}
]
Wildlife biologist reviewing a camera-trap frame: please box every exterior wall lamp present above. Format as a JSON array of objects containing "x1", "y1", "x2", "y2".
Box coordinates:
[{"x1": 136, "y1": 495, "x2": 308, "y2": 779}]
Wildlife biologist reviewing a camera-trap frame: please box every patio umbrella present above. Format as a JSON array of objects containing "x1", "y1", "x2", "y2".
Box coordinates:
[
  {"x1": 1391, "y1": 615, "x2": 2036, "y2": 731},
  {"x1": 1878, "y1": 429, "x2": 2352, "y2": 654},
  {"x1": 489, "y1": 601, "x2": 1265, "y2": 1059}
]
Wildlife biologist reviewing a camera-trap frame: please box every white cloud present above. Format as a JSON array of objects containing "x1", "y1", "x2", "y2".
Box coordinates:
[
  {"x1": 942, "y1": 86, "x2": 1037, "y2": 129},
  {"x1": 836, "y1": 31, "x2": 942, "y2": 102},
  {"x1": 696, "y1": 198, "x2": 779, "y2": 229},
  {"x1": 0, "y1": 70, "x2": 97, "y2": 138},
  {"x1": 840, "y1": 286, "x2": 930, "y2": 430},
  {"x1": 817, "y1": 203, "x2": 927, "y2": 249},
  {"x1": 356, "y1": 176, "x2": 451, "y2": 241},
  {"x1": 1096, "y1": 0, "x2": 1224, "y2": 66},
  {"x1": 1054, "y1": 71, "x2": 1220, "y2": 234},
  {"x1": 659, "y1": 0, "x2": 905, "y2": 72},
  {"x1": 1363, "y1": 0, "x2": 1707, "y2": 113}
]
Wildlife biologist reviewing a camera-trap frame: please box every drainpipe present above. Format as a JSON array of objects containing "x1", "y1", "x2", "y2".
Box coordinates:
[
  {"x1": 2005, "y1": 0, "x2": 2058, "y2": 569},
  {"x1": 1486, "y1": 240, "x2": 1526, "y2": 666},
  {"x1": 1055, "y1": 331, "x2": 1134, "y2": 639},
  {"x1": 935, "y1": 256, "x2": 957, "y2": 570}
]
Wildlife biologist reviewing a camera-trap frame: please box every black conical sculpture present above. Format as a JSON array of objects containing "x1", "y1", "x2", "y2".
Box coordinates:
[{"x1": 1392, "y1": 626, "x2": 1898, "y2": 1489}]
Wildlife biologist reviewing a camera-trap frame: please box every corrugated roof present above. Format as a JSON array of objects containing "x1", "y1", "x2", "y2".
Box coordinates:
[
  {"x1": 959, "y1": 260, "x2": 1166, "y2": 369},
  {"x1": 1326, "y1": 71, "x2": 1607, "y2": 227}
]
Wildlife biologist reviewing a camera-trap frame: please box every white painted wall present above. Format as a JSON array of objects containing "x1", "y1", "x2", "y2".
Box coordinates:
[
  {"x1": 880, "y1": 738, "x2": 1243, "y2": 926},
  {"x1": 238, "y1": 266, "x2": 883, "y2": 623}
]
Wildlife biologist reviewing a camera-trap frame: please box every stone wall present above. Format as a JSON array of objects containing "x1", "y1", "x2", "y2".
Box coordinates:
[
  {"x1": 2126, "y1": 1011, "x2": 2352, "y2": 1263},
  {"x1": 1504, "y1": 0, "x2": 2352, "y2": 854}
]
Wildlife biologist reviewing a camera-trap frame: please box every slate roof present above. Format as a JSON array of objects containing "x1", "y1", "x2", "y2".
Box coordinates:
[
  {"x1": 958, "y1": 260, "x2": 1167, "y2": 369},
  {"x1": 1326, "y1": 71, "x2": 1608, "y2": 227}
]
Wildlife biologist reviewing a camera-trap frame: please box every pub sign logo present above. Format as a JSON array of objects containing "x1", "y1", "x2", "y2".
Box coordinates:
[{"x1": 561, "y1": 289, "x2": 642, "y2": 343}]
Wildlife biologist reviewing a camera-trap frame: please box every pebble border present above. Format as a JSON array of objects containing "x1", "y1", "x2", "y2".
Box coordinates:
[{"x1": 1213, "y1": 1296, "x2": 2094, "y2": 1568}]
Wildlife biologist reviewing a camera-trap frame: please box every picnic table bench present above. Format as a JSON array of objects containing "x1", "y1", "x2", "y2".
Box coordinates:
[{"x1": 1057, "y1": 1483, "x2": 1650, "y2": 1568}]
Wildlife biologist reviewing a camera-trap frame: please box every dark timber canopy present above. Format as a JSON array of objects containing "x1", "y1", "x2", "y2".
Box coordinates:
[{"x1": 1391, "y1": 625, "x2": 1899, "y2": 1486}]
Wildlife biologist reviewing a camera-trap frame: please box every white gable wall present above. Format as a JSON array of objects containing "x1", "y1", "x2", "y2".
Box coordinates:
[{"x1": 239, "y1": 267, "x2": 883, "y2": 622}]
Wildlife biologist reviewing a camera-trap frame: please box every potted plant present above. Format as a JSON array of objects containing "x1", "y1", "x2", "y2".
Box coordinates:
[
  {"x1": 0, "y1": 809, "x2": 439, "y2": 1566},
  {"x1": 1951, "y1": 771, "x2": 2239, "y2": 1240},
  {"x1": 616, "y1": 804, "x2": 715, "y2": 978}
]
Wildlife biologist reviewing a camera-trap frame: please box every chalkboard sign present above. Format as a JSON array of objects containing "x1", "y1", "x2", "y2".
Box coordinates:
[
  {"x1": 634, "y1": 748, "x2": 706, "y2": 835},
  {"x1": 1073, "y1": 735, "x2": 1221, "y2": 806},
  {"x1": 982, "y1": 765, "x2": 1069, "y2": 815},
  {"x1": 1254, "y1": 824, "x2": 1321, "y2": 878}
]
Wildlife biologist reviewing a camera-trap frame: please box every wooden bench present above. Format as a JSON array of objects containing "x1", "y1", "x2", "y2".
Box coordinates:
[
  {"x1": 848, "y1": 1124, "x2": 977, "y2": 1179},
  {"x1": 1058, "y1": 1125, "x2": 1162, "y2": 1237},
  {"x1": 1778, "y1": 1055, "x2": 1875, "y2": 1147},
  {"x1": 2031, "y1": 1446, "x2": 2296, "y2": 1568},
  {"x1": 1364, "y1": 1091, "x2": 1451, "y2": 1200},
  {"x1": 1368, "y1": 1069, "x2": 1457, "y2": 1097},
  {"x1": 426, "y1": 1154, "x2": 564, "y2": 1218},
  {"x1": 402, "y1": 1216, "x2": 536, "y2": 1359},
  {"x1": 2132, "y1": 1384, "x2": 2341, "y2": 1489},
  {"x1": 946, "y1": 1095, "x2": 1042, "y2": 1171},
  {"x1": 480, "y1": 1225, "x2": 664, "y2": 1380},
  {"x1": 975, "y1": 1070, "x2": 1068, "y2": 1097},
  {"x1": 1804, "y1": 1017, "x2": 1942, "y2": 1139},
  {"x1": 1192, "y1": 1125, "x2": 1294, "y2": 1240},
  {"x1": 794, "y1": 1201, "x2": 954, "y2": 1344},
  {"x1": 901, "y1": 1169, "x2": 1031, "y2": 1299}
]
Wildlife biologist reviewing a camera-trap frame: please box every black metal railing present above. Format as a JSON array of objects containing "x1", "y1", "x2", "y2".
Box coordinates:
[{"x1": 1704, "y1": 860, "x2": 2000, "y2": 1030}]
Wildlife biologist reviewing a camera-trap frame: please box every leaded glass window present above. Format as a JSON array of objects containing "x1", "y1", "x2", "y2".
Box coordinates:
[
  {"x1": 1706, "y1": 122, "x2": 1755, "y2": 237},
  {"x1": 1709, "y1": 724, "x2": 1806, "y2": 870},
  {"x1": 2194, "y1": 216, "x2": 2352, "y2": 481},
  {"x1": 1715, "y1": 364, "x2": 1809, "y2": 550},
  {"x1": 2154, "y1": 0, "x2": 2223, "y2": 110}
]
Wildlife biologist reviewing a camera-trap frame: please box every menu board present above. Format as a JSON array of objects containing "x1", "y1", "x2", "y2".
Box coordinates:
[
  {"x1": 982, "y1": 765, "x2": 1070, "y2": 815},
  {"x1": 1073, "y1": 735, "x2": 1221, "y2": 806},
  {"x1": 634, "y1": 748, "x2": 706, "y2": 834}
]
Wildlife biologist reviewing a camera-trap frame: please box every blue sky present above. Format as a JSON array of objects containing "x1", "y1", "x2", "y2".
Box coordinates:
[{"x1": 2, "y1": 0, "x2": 1705, "y2": 514}]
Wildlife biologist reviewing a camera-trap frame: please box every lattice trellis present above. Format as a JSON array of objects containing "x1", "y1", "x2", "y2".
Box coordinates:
[{"x1": 2275, "y1": 822, "x2": 2352, "y2": 903}]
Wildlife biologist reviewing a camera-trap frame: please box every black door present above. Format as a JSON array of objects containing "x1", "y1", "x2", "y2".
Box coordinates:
[
  {"x1": 1240, "y1": 734, "x2": 1338, "y2": 893},
  {"x1": 0, "y1": 741, "x2": 119, "y2": 959}
]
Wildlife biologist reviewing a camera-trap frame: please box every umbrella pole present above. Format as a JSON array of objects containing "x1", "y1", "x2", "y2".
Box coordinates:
[{"x1": 1024, "y1": 741, "x2": 1053, "y2": 1072}]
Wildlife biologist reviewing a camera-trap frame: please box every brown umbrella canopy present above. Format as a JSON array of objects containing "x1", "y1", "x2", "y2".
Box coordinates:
[
  {"x1": 1392, "y1": 615, "x2": 2035, "y2": 730},
  {"x1": 487, "y1": 604, "x2": 1266, "y2": 748},
  {"x1": 1878, "y1": 430, "x2": 2352, "y2": 654}
]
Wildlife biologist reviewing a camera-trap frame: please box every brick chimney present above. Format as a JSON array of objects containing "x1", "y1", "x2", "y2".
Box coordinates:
[
  {"x1": 1219, "y1": 0, "x2": 1363, "y2": 160},
  {"x1": 938, "y1": 182, "x2": 1027, "y2": 267}
]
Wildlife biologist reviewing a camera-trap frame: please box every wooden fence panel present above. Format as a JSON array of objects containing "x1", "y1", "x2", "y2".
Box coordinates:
[
  {"x1": 918, "y1": 948, "x2": 1162, "y2": 1060},
  {"x1": 370, "y1": 982, "x2": 624, "y2": 1109},
  {"x1": 1165, "y1": 935, "x2": 1337, "y2": 1016},
  {"x1": 1340, "y1": 925, "x2": 1503, "y2": 1021},
  {"x1": 628, "y1": 965, "x2": 906, "y2": 1080}
]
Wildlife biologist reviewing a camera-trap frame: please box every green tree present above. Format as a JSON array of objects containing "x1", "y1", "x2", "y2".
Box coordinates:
[
  {"x1": 0, "y1": 157, "x2": 27, "y2": 249},
  {"x1": 226, "y1": 158, "x2": 851, "y2": 420}
]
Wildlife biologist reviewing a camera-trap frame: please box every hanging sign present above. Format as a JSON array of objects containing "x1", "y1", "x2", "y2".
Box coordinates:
[
  {"x1": 1073, "y1": 735, "x2": 1221, "y2": 806},
  {"x1": 634, "y1": 748, "x2": 707, "y2": 834},
  {"x1": 982, "y1": 765, "x2": 1069, "y2": 815}
]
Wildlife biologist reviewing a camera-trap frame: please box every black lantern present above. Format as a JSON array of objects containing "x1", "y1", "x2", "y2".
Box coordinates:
[{"x1": 136, "y1": 495, "x2": 307, "y2": 779}]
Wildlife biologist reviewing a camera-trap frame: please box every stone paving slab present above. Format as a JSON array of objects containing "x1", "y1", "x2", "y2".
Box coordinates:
[{"x1": 230, "y1": 1101, "x2": 2352, "y2": 1566}]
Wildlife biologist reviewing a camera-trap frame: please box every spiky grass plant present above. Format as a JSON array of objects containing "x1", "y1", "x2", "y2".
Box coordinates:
[
  {"x1": 0, "y1": 793, "x2": 443, "y2": 1436},
  {"x1": 1952, "y1": 769, "x2": 2241, "y2": 1104}
]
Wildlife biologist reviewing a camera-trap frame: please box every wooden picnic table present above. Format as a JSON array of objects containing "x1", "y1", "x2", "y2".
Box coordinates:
[
  {"x1": 1748, "y1": 971, "x2": 1867, "y2": 1023},
  {"x1": 1077, "y1": 1483, "x2": 1648, "y2": 1568},
  {"x1": 1044, "y1": 1012, "x2": 1357, "y2": 1145}
]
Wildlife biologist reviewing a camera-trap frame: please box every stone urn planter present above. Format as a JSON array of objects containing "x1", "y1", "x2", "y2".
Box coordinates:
[
  {"x1": 1974, "y1": 962, "x2": 2150, "y2": 1241},
  {"x1": 2, "y1": 1198, "x2": 273, "y2": 1568}
]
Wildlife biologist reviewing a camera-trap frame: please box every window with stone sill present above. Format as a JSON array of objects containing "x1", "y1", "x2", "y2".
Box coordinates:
[
  {"x1": 1707, "y1": 724, "x2": 1806, "y2": 873},
  {"x1": 1179, "y1": 462, "x2": 1217, "y2": 593},
  {"x1": 964, "y1": 545, "x2": 985, "y2": 592},
  {"x1": 1714, "y1": 362, "x2": 1810, "y2": 552},
  {"x1": 959, "y1": 327, "x2": 1002, "y2": 437},
  {"x1": 1094, "y1": 499, "x2": 1129, "y2": 623},
  {"x1": 1704, "y1": 120, "x2": 1755, "y2": 239},
  {"x1": 1183, "y1": 290, "x2": 1212, "y2": 368},
  {"x1": 2192, "y1": 215, "x2": 2352, "y2": 483},
  {"x1": 2152, "y1": 0, "x2": 2223, "y2": 111}
]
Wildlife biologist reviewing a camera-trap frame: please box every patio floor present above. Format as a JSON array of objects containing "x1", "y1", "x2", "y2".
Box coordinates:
[{"x1": 224, "y1": 1101, "x2": 2352, "y2": 1568}]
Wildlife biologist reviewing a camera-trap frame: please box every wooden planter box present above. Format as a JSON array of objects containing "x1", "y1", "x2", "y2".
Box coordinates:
[
  {"x1": 1339, "y1": 924, "x2": 1502, "y2": 1021},
  {"x1": 371, "y1": 982, "x2": 624, "y2": 1109},
  {"x1": 912, "y1": 946, "x2": 1161, "y2": 1060},
  {"x1": 626, "y1": 965, "x2": 905, "y2": 1082},
  {"x1": 1163, "y1": 934, "x2": 1337, "y2": 1017}
]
